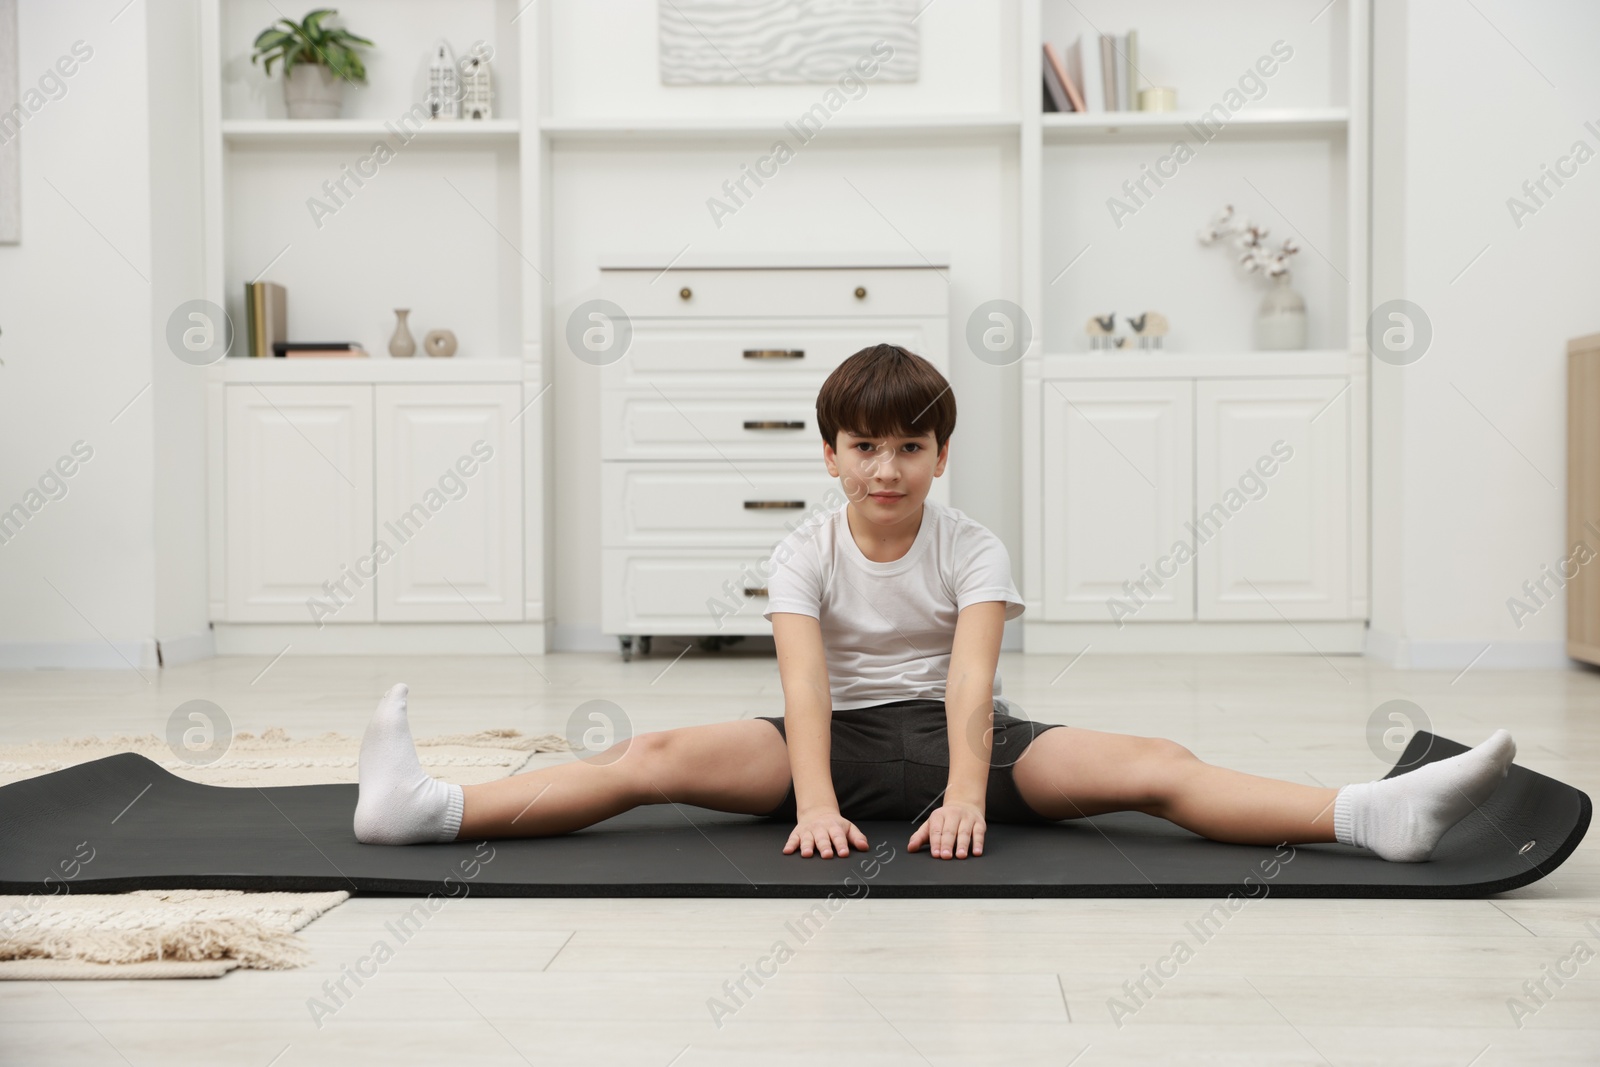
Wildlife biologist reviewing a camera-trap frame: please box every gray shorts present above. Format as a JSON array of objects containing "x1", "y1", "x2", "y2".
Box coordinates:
[{"x1": 754, "y1": 698, "x2": 1065, "y2": 825}]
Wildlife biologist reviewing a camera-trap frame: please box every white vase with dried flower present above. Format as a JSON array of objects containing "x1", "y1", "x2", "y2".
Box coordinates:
[{"x1": 1198, "y1": 204, "x2": 1306, "y2": 350}]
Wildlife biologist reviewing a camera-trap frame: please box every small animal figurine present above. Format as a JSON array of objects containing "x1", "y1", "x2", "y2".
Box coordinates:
[
  {"x1": 1128, "y1": 311, "x2": 1170, "y2": 350},
  {"x1": 1085, "y1": 313, "x2": 1119, "y2": 350}
]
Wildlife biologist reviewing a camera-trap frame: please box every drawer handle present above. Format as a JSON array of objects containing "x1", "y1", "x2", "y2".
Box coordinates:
[
  {"x1": 743, "y1": 349, "x2": 805, "y2": 360},
  {"x1": 743, "y1": 586, "x2": 769, "y2": 598},
  {"x1": 679, "y1": 287, "x2": 692, "y2": 300},
  {"x1": 743, "y1": 420, "x2": 805, "y2": 430},
  {"x1": 744, "y1": 500, "x2": 806, "y2": 510},
  {"x1": 854, "y1": 286, "x2": 867, "y2": 299}
]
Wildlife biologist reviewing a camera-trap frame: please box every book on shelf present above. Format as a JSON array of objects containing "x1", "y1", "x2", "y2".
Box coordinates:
[
  {"x1": 1042, "y1": 43, "x2": 1082, "y2": 112},
  {"x1": 244, "y1": 281, "x2": 286, "y2": 358},
  {"x1": 1049, "y1": 31, "x2": 1139, "y2": 113},
  {"x1": 1111, "y1": 33, "x2": 1129, "y2": 110},
  {"x1": 1098, "y1": 35, "x2": 1118, "y2": 111},
  {"x1": 1041, "y1": 44, "x2": 1071, "y2": 112},
  {"x1": 272, "y1": 341, "x2": 369, "y2": 358},
  {"x1": 1064, "y1": 34, "x2": 1102, "y2": 112},
  {"x1": 1125, "y1": 30, "x2": 1139, "y2": 113}
]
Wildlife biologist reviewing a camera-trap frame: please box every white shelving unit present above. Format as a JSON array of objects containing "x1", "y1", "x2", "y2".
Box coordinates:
[
  {"x1": 197, "y1": 0, "x2": 551, "y2": 654},
  {"x1": 1021, "y1": 0, "x2": 1371, "y2": 653},
  {"x1": 193, "y1": 0, "x2": 1370, "y2": 656}
]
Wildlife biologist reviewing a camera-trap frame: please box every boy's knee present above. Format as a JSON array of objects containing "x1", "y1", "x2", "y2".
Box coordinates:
[
  {"x1": 1150, "y1": 737, "x2": 1197, "y2": 764},
  {"x1": 1136, "y1": 737, "x2": 1199, "y2": 808},
  {"x1": 610, "y1": 730, "x2": 676, "y2": 798}
]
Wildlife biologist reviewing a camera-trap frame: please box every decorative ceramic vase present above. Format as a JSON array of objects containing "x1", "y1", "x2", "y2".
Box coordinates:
[
  {"x1": 388, "y1": 309, "x2": 416, "y2": 358},
  {"x1": 1255, "y1": 274, "x2": 1307, "y2": 350},
  {"x1": 283, "y1": 63, "x2": 344, "y2": 119}
]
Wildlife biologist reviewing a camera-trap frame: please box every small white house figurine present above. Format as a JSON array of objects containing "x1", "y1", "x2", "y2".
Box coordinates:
[
  {"x1": 428, "y1": 40, "x2": 460, "y2": 119},
  {"x1": 460, "y1": 47, "x2": 493, "y2": 120}
]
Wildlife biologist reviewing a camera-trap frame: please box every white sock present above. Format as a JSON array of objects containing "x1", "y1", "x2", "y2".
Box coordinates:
[
  {"x1": 353, "y1": 683, "x2": 464, "y2": 845},
  {"x1": 1333, "y1": 728, "x2": 1516, "y2": 862}
]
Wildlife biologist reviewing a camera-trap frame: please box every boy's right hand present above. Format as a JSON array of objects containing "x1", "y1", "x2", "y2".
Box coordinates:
[{"x1": 784, "y1": 806, "x2": 869, "y2": 858}]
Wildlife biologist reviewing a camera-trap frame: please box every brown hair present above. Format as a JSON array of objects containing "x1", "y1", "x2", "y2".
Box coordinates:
[{"x1": 815, "y1": 343, "x2": 956, "y2": 453}]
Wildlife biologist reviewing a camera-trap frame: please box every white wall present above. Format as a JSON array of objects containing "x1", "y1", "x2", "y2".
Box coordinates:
[
  {"x1": 0, "y1": 0, "x2": 206, "y2": 669},
  {"x1": 149, "y1": 0, "x2": 212, "y2": 664},
  {"x1": 1369, "y1": 0, "x2": 1600, "y2": 668}
]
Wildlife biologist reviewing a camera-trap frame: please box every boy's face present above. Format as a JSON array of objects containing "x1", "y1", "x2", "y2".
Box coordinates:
[{"x1": 822, "y1": 428, "x2": 948, "y2": 520}]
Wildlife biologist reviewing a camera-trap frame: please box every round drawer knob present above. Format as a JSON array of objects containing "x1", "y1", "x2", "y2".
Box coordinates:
[
  {"x1": 854, "y1": 286, "x2": 867, "y2": 300},
  {"x1": 679, "y1": 287, "x2": 692, "y2": 301}
]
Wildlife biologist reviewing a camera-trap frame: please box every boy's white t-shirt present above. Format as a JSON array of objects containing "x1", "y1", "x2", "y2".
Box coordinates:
[{"x1": 762, "y1": 499, "x2": 1025, "y2": 711}]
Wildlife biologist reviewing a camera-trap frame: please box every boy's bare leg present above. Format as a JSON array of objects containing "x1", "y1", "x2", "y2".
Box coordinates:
[
  {"x1": 457, "y1": 719, "x2": 792, "y2": 840},
  {"x1": 1011, "y1": 727, "x2": 1340, "y2": 845}
]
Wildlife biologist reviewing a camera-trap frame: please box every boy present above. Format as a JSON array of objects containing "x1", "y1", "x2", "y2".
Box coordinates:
[{"x1": 355, "y1": 344, "x2": 1516, "y2": 863}]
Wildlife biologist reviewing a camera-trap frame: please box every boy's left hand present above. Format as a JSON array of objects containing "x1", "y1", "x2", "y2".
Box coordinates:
[{"x1": 909, "y1": 800, "x2": 986, "y2": 859}]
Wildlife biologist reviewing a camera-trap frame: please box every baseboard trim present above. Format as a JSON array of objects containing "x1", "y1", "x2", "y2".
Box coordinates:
[
  {"x1": 0, "y1": 639, "x2": 160, "y2": 671},
  {"x1": 1023, "y1": 620, "x2": 1368, "y2": 654},
  {"x1": 1364, "y1": 629, "x2": 1576, "y2": 670},
  {"x1": 155, "y1": 629, "x2": 216, "y2": 667},
  {"x1": 556, "y1": 620, "x2": 1023, "y2": 654},
  {"x1": 212, "y1": 621, "x2": 550, "y2": 656}
]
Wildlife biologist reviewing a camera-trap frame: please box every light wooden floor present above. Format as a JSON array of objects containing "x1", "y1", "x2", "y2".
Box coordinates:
[{"x1": 2, "y1": 648, "x2": 1597, "y2": 1066}]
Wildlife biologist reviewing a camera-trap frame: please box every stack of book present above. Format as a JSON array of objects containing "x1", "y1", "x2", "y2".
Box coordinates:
[
  {"x1": 1043, "y1": 30, "x2": 1140, "y2": 113},
  {"x1": 242, "y1": 281, "x2": 368, "y2": 357}
]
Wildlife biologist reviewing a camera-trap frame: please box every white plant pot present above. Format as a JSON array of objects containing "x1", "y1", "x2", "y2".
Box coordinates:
[{"x1": 283, "y1": 63, "x2": 344, "y2": 119}]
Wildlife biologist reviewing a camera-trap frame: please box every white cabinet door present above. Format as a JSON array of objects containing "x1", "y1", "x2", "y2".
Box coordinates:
[
  {"x1": 225, "y1": 385, "x2": 374, "y2": 622},
  {"x1": 374, "y1": 384, "x2": 523, "y2": 622},
  {"x1": 1041, "y1": 379, "x2": 1194, "y2": 622},
  {"x1": 1195, "y1": 378, "x2": 1350, "y2": 620}
]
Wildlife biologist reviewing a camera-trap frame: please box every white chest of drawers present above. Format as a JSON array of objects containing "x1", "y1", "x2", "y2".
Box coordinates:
[{"x1": 595, "y1": 260, "x2": 950, "y2": 659}]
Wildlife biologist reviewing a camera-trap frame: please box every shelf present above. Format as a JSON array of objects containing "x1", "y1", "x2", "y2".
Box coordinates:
[
  {"x1": 221, "y1": 119, "x2": 521, "y2": 145},
  {"x1": 1040, "y1": 349, "x2": 1356, "y2": 379},
  {"x1": 540, "y1": 114, "x2": 1021, "y2": 143},
  {"x1": 208, "y1": 357, "x2": 527, "y2": 384},
  {"x1": 1042, "y1": 108, "x2": 1348, "y2": 143}
]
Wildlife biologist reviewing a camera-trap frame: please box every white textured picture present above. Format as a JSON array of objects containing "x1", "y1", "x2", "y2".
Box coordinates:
[{"x1": 660, "y1": 0, "x2": 919, "y2": 85}]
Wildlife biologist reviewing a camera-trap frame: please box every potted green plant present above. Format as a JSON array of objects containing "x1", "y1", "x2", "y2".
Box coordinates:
[{"x1": 251, "y1": 8, "x2": 373, "y2": 120}]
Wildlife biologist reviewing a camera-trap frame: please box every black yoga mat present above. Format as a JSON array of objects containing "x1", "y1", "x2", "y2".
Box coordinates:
[{"x1": 0, "y1": 731, "x2": 1588, "y2": 898}]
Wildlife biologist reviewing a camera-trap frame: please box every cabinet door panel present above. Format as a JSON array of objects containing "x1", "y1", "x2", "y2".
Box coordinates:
[
  {"x1": 224, "y1": 385, "x2": 374, "y2": 622},
  {"x1": 375, "y1": 384, "x2": 523, "y2": 621},
  {"x1": 1041, "y1": 379, "x2": 1194, "y2": 621},
  {"x1": 1195, "y1": 378, "x2": 1350, "y2": 619}
]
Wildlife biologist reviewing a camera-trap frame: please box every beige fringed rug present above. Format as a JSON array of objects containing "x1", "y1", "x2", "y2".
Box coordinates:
[
  {"x1": 0, "y1": 889, "x2": 352, "y2": 979},
  {"x1": 0, "y1": 725, "x2": 572, "y2": 789},
  {"x1": 0, "y1": 726, "x2": 571, "y2": 979}
]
